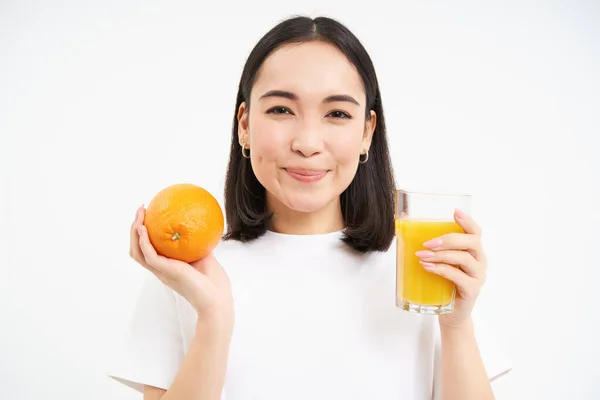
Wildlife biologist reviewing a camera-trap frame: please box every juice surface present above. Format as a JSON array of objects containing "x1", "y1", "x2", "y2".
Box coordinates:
[{"x1": 395, "y1": 219, "x2": 464, "y2": 306}]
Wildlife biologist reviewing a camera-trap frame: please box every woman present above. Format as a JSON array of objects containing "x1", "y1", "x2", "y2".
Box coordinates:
[{"x1": 109, "y1": 15, "x2": 511, "y2": 400}]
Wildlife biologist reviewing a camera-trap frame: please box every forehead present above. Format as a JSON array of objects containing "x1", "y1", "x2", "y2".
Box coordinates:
[{"x1": 252, "y1": 41, "x2": 365, "y2": 103}]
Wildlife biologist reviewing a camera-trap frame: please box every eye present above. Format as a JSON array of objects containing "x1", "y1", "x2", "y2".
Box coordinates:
[
  {"x1": 266, "y1": 106, "x2": 293, "y2": 115},
  {"x1": 328, "y1": 110, "x2": 352, "y2": 119}
]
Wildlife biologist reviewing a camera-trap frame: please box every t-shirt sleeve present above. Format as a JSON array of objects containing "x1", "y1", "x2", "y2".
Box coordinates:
[
  {"x1": 432, "y1": 317, "x2": 512, "y2": 400},
  {"x1": 107, "y1": 273, "x2": 185, "y2": 393}
]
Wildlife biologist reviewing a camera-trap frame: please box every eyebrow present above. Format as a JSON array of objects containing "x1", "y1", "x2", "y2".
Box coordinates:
[{"x1": 258, "y1": 90, "x2": 360, "y2": 106}]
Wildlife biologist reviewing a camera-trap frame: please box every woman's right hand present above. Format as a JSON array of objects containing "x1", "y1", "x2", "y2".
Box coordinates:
[{"x1": 129, "y1": 205, "x2": 234, "y2": 328}]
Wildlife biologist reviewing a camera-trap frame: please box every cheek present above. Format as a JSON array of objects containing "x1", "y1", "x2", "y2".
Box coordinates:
[
  {"x1": 253, "y1": 131, "x2": 283, "y2": 161},
  {"x1": 329, "y1": 134, "x2": 363, "y2": 168},
  {"x1": 248, "y1": 118, "x2": 289, "y2": 175}
]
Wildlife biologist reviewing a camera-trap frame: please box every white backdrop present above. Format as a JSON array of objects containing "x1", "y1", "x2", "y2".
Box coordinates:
[{"x1": 1, "y1": 1, "x2": 599, "y2": 399}]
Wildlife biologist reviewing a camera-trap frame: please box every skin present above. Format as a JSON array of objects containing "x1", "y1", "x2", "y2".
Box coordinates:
[
  {"x1": 237, "y1": 41, "x2": 375, "y2": 235},
  {"x1": 129, "y1": 40, "x2": 497, "y2": 400},
  {"x1": 421, "y1": 208, "x2": 497, "y2": 399}
]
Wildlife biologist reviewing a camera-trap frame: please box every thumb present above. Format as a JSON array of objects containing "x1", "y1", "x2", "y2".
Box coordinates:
[
  {"x1": 191, "y1": 252, "x2": 230, "y2": 285},
  {"x1": 191, "y1": 252, "x2": 223, "y2": 275}
]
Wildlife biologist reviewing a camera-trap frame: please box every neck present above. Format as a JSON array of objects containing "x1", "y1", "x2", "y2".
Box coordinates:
[{"x1": 266, "y1": 195, "x2": 344, "y2": 235}]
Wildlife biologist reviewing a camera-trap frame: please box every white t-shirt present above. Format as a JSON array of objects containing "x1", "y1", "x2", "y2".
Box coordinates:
[{"x1": 108, "y1": 229, "x2": 511, "y2": 399}]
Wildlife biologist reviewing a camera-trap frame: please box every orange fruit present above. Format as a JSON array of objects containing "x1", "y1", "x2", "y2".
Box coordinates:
[{"x1": 143, "y1": 183, "x2": 224, "y2": 263}]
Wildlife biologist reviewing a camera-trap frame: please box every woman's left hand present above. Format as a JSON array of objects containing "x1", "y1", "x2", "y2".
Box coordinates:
[{"x1": 416, "y1": 208, "x2": 487, "y2": 328}]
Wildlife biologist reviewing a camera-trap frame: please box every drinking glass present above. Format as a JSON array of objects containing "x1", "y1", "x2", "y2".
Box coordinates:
[{"x1": 395, "y1": 189, "x2": 472, "y2": 314}]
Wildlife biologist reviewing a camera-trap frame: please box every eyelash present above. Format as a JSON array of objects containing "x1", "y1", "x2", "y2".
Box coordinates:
[{"x1": 266, "y1": 106, "x2": 352, "y2": 120}]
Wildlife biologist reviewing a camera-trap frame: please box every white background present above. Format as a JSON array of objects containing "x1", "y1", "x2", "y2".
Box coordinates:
[{"x1": 1, "y1": 1, "x2": 599, "y2": 399}]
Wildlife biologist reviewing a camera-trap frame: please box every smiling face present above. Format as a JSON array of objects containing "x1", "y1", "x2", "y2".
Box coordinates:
[{"x1": 237, "y1": 41, "x2": 376, "y2": 223}]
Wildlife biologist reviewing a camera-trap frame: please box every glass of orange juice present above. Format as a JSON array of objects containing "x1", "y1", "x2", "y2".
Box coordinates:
[{"x1": 395, "y1": 189, "x2": 472, "y2": 314}]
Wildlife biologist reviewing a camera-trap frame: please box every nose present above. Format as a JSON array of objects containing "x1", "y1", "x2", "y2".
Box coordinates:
[{"x1": 290, "y1": 120, "x2": 324, "y2": 157}]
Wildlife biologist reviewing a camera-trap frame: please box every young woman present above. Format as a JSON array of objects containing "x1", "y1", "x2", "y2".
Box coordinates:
[{"x1": 110, "y1": 15, "x2": 511, "y2": 400}]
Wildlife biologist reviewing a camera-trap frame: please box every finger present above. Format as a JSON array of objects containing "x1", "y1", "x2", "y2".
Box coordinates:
[
  {"x1": 420, "y1": 261, "x2": 479, "y2": 294},
  {"x1": 129, "y1": 208, "x2": 140, "y2": 257},
  {"x1": 137, "y1": 223, "x2": 177, "y2": 274},
  {"x1": 454, "y1": 208, "x2": 482, "y2": 236},
  {"x1": 128, "y1": 207, "x2": 168, "y2": 281},
  {"x1": 130, "y1": 206, "x2": 147, "y2": 262},
  {"x1": 131, "y1": 227, "x2": 165, "y2": 279},
  {"x1": 191, "y1": 252, "x2": 218, "y2": 275},
  {"x1": 423, "y1": 233, "x2": 485, "y2": 262},
  {"x1": 130, "y1": 205, "x2": 145, "y2": 247},
  {"x1": 191, "y1": 252, "x2": 230, "y2": 287},
  {"x1": 137, "y1": 222, "x2": 203, "y2": 284},
  {"x1": 136, "y1": 205, "x2": 145, "y2": 225},
  {"x1": 137, "y1": 224, "x2": 215, "y2": 296},
  {"x1": 415, "y1": 249, "x2": 482, "y2": 278}
]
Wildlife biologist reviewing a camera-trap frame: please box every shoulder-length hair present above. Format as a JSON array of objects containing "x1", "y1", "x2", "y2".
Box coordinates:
[{"x1": 223, "y1": 15, "x2": 396, "y2": 253}]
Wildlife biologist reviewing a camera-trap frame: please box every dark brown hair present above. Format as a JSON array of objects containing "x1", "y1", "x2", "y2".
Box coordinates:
[{"x1": 223, "y1": 15, "x2": 396, "y2": 253}]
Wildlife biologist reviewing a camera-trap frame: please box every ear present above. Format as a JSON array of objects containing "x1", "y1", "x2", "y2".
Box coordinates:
[
  {"x1": 237, "y1": 101, "x2": 249, "y2": 146},
  {"x1": 361, "y1": 110, "x2": 376, "y2": 154}
]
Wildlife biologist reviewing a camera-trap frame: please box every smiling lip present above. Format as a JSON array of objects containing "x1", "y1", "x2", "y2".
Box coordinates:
[{"x1": 285, "y1": 168, "x2": 328, "y2": 183}]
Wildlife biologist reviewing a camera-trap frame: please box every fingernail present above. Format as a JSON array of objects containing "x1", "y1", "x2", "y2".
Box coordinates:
[
  {"x1": 455, "y1": 208, "x2": 466, "y2": 219},
  {"x1": 415, "y1": 250, "x2": 435, "y2": 259},
  {"x1": 420, "y1": 260, "x2": 437, "y2": 270},
  {"x1": 423, "y1": 238, "x2": 442, "y2": 248}
]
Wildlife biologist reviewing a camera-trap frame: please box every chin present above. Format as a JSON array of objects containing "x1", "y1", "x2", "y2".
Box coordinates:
[{"x1": 280, "y1": 190, "x2": 335, "y2": 214}]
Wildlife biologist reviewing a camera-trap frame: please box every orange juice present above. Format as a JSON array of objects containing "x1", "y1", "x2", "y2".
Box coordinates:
[{"x1": 395, "y1": 219, "x2": 464, "y2": 307}]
